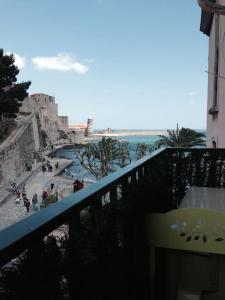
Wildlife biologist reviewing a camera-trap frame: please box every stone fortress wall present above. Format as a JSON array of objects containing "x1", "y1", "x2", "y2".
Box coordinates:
[
  {"x1": 58, "y1": 116, "x2": 69, "y2": 130},
  {"x1": 0, "y1": 93, "x2": 69, "y2": 188},
  {"x1": 68, "y1": 116, "x2": 94, "y2": 144},
  {"x1": 21, "y1": 93, "x2": 69, "y2": 144},
  {"x1": 0, "y1": 113, "x2": 40, "y2": 188}
]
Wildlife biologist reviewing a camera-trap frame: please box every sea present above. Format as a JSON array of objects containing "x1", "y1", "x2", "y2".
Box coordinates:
[
  {"x1": 54, "y1": 129, "x2": 206, "y2": 181},
  {"x1": 54, "y1": 131, "x2": 160, "y2": 181}
]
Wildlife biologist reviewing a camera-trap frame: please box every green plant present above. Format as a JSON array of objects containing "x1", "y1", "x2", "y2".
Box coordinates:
[
  {"x1": 0, "y1": 49, "x2": 31, "y2": 120},
  {"x1": 42, "y1": 194, "x2": 57, "y2": 207},
  {"x1": 155, "y1": 124, "x2": 205, "y2": 148},
  {"x1": 75, "y1": 137, "x2": 131, "y2": 180},
  {"x1": 136, "y1": 143, "x2": 148, "y2": 159}
]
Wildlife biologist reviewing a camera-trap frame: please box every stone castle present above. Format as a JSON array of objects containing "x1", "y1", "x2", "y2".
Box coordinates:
[
  {"x1": 68, "y1": 116, "x2": 94, "y2": 144},
  {"x1": 0, "y1": 93, "x2": 93, "y2": 188},
  {"x1": 21, "y1": 93, "x2": 69, "y2": 145}
]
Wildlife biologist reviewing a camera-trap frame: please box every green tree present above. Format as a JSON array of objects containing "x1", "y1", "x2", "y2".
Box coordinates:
[
  {"x1": 0, "y1": 49, "x2": 31, "y2": 120},
  {"x1": 118, "y1": 141, "x2": 131, "y2": 167},
  {"x1": 156, "y1": 124, "x2": 206, "y2": 148},
  {"x1": 136, "y1": 143, "x2": 148, "y2": 160},
  {"x1": 75, "y1": 137, "x2": 131, "y2": 180}
]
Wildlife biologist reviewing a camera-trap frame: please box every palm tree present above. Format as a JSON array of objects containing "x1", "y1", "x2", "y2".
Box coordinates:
[
  {"x1": 156, "y1": 124, "x2": 206, "y2": 148},
  {"x1": 74, "y1": 137, "x2": 131, "y2": 180}
]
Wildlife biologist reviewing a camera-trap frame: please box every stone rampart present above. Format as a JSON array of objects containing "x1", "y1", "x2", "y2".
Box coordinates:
[
  {"x1": 0, "y1": 114, "x2": 40, "y2": 188},
  {"x1": 21, "y1": 95, "x2": 68, "y2": 144}
]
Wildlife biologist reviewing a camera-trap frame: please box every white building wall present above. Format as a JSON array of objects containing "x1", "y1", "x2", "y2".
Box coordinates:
[{"x1": 207, "y1": 0, "x2": 225, "y2": 148}]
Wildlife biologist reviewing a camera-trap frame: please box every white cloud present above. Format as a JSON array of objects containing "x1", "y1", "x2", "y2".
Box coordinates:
[
  {"x1": 6, "y1": 52, "x2": 26, "y2": 69},
  {"x1": 32, "y1": 53, "x2": 91, "y2": 74}
]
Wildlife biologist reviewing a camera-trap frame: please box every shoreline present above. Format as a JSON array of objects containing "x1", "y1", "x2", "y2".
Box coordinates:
[{"x1": 93, "y1": 130, "x2": 168, "y2": 137}]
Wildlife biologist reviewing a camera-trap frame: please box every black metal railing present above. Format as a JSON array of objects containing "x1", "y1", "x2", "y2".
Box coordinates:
[{"x1": 1, "y1": 147, "x2": 225, "y2": 300}]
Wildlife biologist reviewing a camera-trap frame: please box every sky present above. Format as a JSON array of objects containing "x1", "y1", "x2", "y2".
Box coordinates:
[{"x1": 1, "y1": 0, "x2": 209, "y2": 129}]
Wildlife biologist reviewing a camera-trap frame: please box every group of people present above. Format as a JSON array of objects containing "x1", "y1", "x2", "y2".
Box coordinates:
[
  {"x1": 42, "y1": 160, "x2": 59, "y2": 174},
  {"x1": 14, "y1": 182, "x2": 56, "y2": 213},
  {"x1": 15, "y1": 189, "x2": 40, "y2": 213},
  {"x1": 12, "y1": 153, "x2": 61, "y2": 214},
  {"x1": 12, "y1": 155, "x2": 85, "y2": 214},
  {"x1": 42, "y1": 183, "x2": 55, "y2": 202}
]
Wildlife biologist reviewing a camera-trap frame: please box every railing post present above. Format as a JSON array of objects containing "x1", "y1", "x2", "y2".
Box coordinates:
[
  {"x1": 67, "y1": 211, "x2": 83, "y2": 300},
  {"x1": 110, "y1": 188, "x2": 118, "y2": 205},
  {"x1": 121, "y1": 178, "x2": 129, "y2": 201},
  {"x1": 131, "y1": 171, "x2": 137, "y2": 184},
  {"x1": 68, "y1": 211, "x2": 81, "y2": 240},
  {"x1": 138, "y1": 166, "x2": 144, "y2": 181},
  {"x1": 90, "y1": 195, "x2": 102, "y2": 226}
]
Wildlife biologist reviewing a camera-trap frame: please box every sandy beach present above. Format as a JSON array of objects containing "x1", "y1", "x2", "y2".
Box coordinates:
[{"x1": 93, "y1": 130, "x2": 168, "y2": 137}]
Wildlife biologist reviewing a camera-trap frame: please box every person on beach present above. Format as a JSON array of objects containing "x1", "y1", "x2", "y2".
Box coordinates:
[
  {"x1": 47, "y1": 163, "x2": 52, "y2": 172},
  {"x1": 42, "y1": 165, "x2": 46, "y2": 174},
  {"x1": 47, "y1": 186, "x2": 51, "y2": 195},
  {"x1": 55, "y1": 161, "x2": 59, "y2": 169},
  {"x1": 32, "y1": 193, "x2": 38, "y2": 211},
  {"x1": 15, "y1": 196, "x2": 20, "y2": 204},
  {"x1": 77, "y1": 180, "x2": 84, "y2": 190},
  {"x1": 22, "y1": 185, "x2": 27, "y2": 198},
  {"x1": 16, "y1": 190, "x2": 21, "y2": 198},
  {"x1": 23, "y1": 197, "x2": 30, "y2": 213},
  {"x1": 73, "y1": 179, "x2": 79, "y2": 192},
  {"x1": 34, "y1": 202, "x2": 40, "y2": 212},
  {"x1": 42, "y1": 190, "x2": 48, "y2": 205},
  {"x1": 50, "y1": 183, "x2": 54, "y2": 192}
]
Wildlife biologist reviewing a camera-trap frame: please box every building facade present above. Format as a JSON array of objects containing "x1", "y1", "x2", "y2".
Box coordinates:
[
  {"x1": 200, "y1": 0, "x2": 225, "y2": 147},
  {"x1": 68, "y1": 125, "x2": 86, "y2": 144}
]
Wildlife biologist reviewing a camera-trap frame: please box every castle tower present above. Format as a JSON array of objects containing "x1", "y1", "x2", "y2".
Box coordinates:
[{"x1": 86, "y1": 116, "x2": 94, "y2": 136}]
